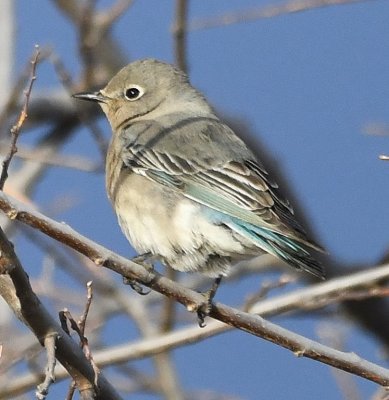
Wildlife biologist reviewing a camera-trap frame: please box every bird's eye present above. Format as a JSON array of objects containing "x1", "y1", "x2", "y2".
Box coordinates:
[{"x1": 124, "y1": 85, "x2": 144, "y2": 101}]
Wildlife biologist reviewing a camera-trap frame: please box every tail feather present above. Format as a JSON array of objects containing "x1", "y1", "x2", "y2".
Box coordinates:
[{"x1": 227, "y1": 219, "x2": 325, "y2": 280}]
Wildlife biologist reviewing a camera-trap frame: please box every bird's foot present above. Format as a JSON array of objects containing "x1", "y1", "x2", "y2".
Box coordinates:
[
  {"x1": 131, "y1": 252, "x2": 157, "y2": 271},
  {"x1": 196, "y1": 275, "x2": 223, "y2": 328},
  {"x1": 122, "y1": 277, "x2": 150, "y2": 295},
  {"x1": 197, "y1": 300, "x2": 212, "y2": 328},
  {"x1": 123, "y1": 253, "x2": 157, "y2": 295}
]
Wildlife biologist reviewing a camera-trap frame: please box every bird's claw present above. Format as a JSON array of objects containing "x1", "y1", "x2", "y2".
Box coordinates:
[
  {"x1": 123, "y1": 277, "x2": 151, "y2": 295},
  {"x1": 131, "y1": 252, "x2": 156, "y2": 272},
  {"x1": 124, "y1": 253, "x2": 157, "y2": 295},
  {"x1": 196, "y1": 275, "x2": 223, "y2": 328},
  {"x1": 197, "y1": 297, "x2": 213, "y2": 328}
]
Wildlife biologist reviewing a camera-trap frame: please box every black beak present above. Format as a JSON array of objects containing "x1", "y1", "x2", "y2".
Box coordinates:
[{"x1": 72, "y1": 91, "x2": 107, "y2": 103}]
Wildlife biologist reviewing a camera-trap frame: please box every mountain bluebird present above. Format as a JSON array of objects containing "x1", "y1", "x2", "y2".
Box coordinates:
[{"x1": 74, "y1": 59, "x2": 324, "y2": 321}]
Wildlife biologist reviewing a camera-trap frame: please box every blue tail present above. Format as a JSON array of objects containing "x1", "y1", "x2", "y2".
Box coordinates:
[{"x1": 227, "y1": 218, "x2": 325, "y2": 279}]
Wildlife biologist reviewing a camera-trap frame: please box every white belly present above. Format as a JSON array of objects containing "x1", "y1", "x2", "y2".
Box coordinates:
[{"x1": 112, "y1": 173, "x2": 251, "y2": 276}]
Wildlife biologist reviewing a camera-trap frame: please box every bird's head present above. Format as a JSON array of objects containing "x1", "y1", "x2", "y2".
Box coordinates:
[{"x1": 73, "y1": 59, "x2": 201, "y2": 131}]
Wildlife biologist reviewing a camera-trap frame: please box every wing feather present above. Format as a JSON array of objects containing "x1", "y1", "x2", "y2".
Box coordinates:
[{"x1": 120, "y1": 120, "x2": 323, "y2": 252}]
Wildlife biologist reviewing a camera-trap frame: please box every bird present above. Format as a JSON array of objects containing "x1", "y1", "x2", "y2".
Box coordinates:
[{"x1": 73, "y1": 58, "x2": 325, "y2": 323}]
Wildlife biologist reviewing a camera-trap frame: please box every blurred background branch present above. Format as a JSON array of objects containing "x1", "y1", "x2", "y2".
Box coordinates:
[{"x1": 1, "y1": 1, "x2": 388, "y2": 399}]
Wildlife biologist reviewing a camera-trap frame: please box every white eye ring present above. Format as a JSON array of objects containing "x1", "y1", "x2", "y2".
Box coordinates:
[{"x1": 124, "y1": 85, "x2": 144, "y2": 101}]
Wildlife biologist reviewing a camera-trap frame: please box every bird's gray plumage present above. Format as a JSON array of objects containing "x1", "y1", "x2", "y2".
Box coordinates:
[{"x1": 74, "y1": 58, "x2": 325, "y2": 280}]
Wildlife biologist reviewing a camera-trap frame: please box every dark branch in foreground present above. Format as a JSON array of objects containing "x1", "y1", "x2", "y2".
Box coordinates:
[
  {"x1": 0, "y1": 226, "x2": 122, "y2": 400},
  {"x1": 1, "y1": 191, "x2": 389, "y2": 386}
]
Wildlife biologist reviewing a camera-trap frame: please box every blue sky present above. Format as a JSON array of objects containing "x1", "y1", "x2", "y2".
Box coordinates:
[{"x1": 12, "y1": 1, "x2": 389, "y2": 399}]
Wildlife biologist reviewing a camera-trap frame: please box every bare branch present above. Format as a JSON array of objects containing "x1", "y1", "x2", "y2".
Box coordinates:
[
  {"x1": 35, "y1": 334, "x2": 57, "y2": 400},
  {"x1": 0, "y1": 143, "x2": 101, "y2": 172},
  {"x1": 172, "y1": 0, "x2": 189, "y2": 73},
  {"x1": 0, "y1": 64, "x2": 30, "y2": 130},
  {"x1": 0, "y1": 226, "x2": 122, "y2": 400},
  {"x1": 0, "y1": 0, "x2": 14, "y2": 112},
  {"x1": 78, "y1": 0, "x2": 97, "y2": 87},
  {"x1": 0, "y1": 47, "x2": 40, "y2": 190},
  {"x1": 53, "y1": 2, "x2": 127, "y2": 77},
  {"x1": 318, "y1": 324, "x2": 363, "y2": 400},
  {"x1": 4, "y1": 258, "x2": 389, "y2": 399},
  {"x1": 160, "y1": 267, "x2": 178, "y2": 332},
  {"x1": 96, "y1": 0, "x2": 134, "y2": 30},
  {"x1": 79, "y1": 281, "x2": 93, "y2": 335},
  {"x1": 0, "y1": 121, "x2": 78, "y2": 235},
  {"x1": 1, "y1": 191, "x2": 389, "y2": 386},
  {"x1": 244, "y1": 274, "x2": 295, "y2": 311},
  {"x1": 51, "y1": 0, "x2": 81, "y2": 21},
  {"x1": 188, "y1": 0, "x2": 376, "y2": 31},
  {"x1": 49, "y1": 52, "x2": 108, "y2": 160},
  {"x1": 364, "y1": 122, "x2": 389, "y2": 136},
  {"x1": 61, "y1": 286, "x2": 99, "y2": 400}
]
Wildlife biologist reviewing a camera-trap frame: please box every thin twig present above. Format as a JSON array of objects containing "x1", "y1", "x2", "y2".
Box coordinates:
[
  {"x1": 364, "y1": 122, "x2": 389, "y2": 136},
  {"x1": 79, "y1": 283, "x2": 100, "y2": 387},
  {"x1": 244, "y1": 274, "x2": 295, "y2": 311},
  {"x1": 49, "y1": 50, "x2": 108, "y2": 162},
  {"x1": 61, "y1": 308, "x2": 100, "y2": 399},
  {"x1": 0, "y1": 0, "x2": 14, "y2": 116},
  {"x1": 172, "y1": 0, "x2": 189, "y2": 73},
  {"x1": 160, "y1": 267, "x2": 177, "y2": 332},
  {"x1": 97, "y1": 0, "x2": 134, "y2": 30},
  {"x1": 188, "y1": 0, "x2": 376, "y2": 31},
  {"x1": 35, "y1": 334, "x2": 57, "y2": 400},
  {"x1": 113, "y1": 364, "x2": 160, "y2": 393},
  {"x1": 79, "y1": 0, "x2": 97, "y2": 87},
  {"x1": 0, "y1": 46, "x2": 40, "y2": 190},
  {"x1": 0, "y1": 48, "x2": 49, "y2": 129},
  {"x1": 79, "y1": 281, "x2": 93, "y2": 335},
  {"x1": 0, "y1": 67, "x2": 30, "y2": 130},
  {"x1": 0, "y1": 143, "x2": 101, "y2": 172},
  {"x1": 64, "y1": 282, "x2": 99, "y2": 399}
]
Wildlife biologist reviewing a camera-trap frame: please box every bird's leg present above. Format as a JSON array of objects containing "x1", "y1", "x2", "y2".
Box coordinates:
[
  {"x1": 197, "y1": 275, "x2": 223, "y2": 328},
  {"x1": 131, "y1": 252, "x2": 157, "y2": 269},
  {"x1": 123, "y1": 252, "x2": 157, "y2": 295},
  {"x1": 123, "y1": 279, "x2": 150, "y2": 295}
]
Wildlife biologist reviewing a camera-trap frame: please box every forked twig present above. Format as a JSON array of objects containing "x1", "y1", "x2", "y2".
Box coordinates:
[{"x1": 61, "y1": 282, "x2": 99, "y2": 400}]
